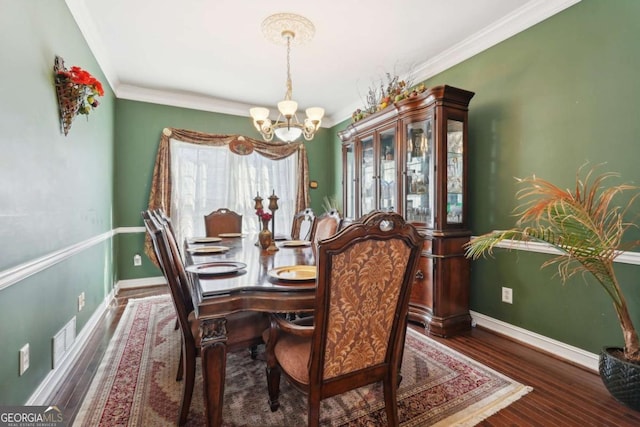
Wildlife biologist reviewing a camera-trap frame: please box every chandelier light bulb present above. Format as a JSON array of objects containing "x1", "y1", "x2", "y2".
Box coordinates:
[
  {"x1": 249, "y1": 107, "x2": 270, "y2": 121},
  {"x1": 277, "y1": 100, "x2": 298, "y2": 118},
  {"x1": 305, "y1": 107, "x2": 324, "y2": 122}
]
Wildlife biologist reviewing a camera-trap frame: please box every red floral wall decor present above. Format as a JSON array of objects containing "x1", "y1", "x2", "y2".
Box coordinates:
[{"x1": 53, "y1": 55, "x2": 104, "y2": 135}]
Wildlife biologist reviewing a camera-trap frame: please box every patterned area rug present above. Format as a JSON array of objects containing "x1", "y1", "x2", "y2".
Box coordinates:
[{"x1": 74, "y1": 296, "x2": 531, "y2": 426}]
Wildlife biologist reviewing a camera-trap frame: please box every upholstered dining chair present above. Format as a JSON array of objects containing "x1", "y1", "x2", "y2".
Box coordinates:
[
  {"x1": 143, "y1": 210, "x2": 268, "y2": 426},
  {"x1": 290, "y1": 208, "x2": 315, "y2": 241},
  {"x1": 308, "y1": 211, "x2": 341, "y2": 246},
  {"x1": 264, "y1": 212, "x2": 424, "y2": 427},
  {"x1": 204, "y1": 208, "x2": 242, "y2": 237}
]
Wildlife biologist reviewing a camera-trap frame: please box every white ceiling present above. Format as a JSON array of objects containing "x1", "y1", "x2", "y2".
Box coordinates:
[{"x1": 66, "y1": 0, "x2": 579, "y2": 127}]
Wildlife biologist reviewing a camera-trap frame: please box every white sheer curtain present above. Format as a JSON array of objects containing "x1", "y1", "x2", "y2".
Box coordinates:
[{"x1": 169, "y1": 139, "x2": 298, "y2": 245}]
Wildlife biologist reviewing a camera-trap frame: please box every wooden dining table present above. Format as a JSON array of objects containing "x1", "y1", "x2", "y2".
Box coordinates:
[{"x1": 184, "y1": 234, "x2": 317, "y2": 427}]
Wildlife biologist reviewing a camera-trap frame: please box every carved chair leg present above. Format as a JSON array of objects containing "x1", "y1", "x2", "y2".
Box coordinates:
[
  {"x1": 383, "y1": 378, "x2": 400, "y2": 427},
  {"x1": 178, "y1": 345, "x2": 197, "y2": 425},
  {"x1": 266, "y1": 366, "x2": 281, "y2": 411},
  {"x1": 308, "y1": 398, "x2": 321, "y2": 427}
]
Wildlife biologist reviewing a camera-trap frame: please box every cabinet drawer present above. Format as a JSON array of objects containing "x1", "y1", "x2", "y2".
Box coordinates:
[{"x1": 410, "y1": 254, "x2": 432, "y2": 309}]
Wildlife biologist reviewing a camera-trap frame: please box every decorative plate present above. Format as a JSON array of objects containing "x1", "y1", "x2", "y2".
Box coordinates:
[
  {"x1": 218, "y1": 233, "x2": 243, "y2": 238},
  {"x1": 189, "y1": 237, "x2": 223, "y2": 243},
  {"x1": 187, "y1": 246, "x2": 230, "y2": 254},
  {"x1": 280, "y1": 240, "x2": 311, "y2": 247},
  {"x1": 186, "y1": 261, "x2": 247, "y2": 276},
  {"x1": 268, "y1": 265, "x2": 316, "y2": 281}
]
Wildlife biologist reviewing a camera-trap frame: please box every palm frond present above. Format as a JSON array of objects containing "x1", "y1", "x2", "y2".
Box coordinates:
[{"x1": 465, "y1": 164, "x2": 640, "y2": 359}]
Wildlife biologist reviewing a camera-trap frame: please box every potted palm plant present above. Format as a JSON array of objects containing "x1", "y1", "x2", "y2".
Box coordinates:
[{"x1": 464, "y1": 164, "x2": 640, "y2": 410}]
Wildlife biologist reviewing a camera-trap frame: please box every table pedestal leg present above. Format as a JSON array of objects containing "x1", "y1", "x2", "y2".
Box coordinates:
[{"x1": 200, "y1": 317, "x2": 228, "y2": 427}]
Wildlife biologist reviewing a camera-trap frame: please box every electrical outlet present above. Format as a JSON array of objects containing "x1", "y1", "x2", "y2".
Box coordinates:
[
  {"x1": 19, "y1": 343, "x2": 29, "y2": 375},
  {"x1": 133, "y1": 254, "x2": 142, "y2": 266},
  {"x1": 502, "y1": 287, "x2": 513, "y2": 304},
  {"x1": 78, "y1": 292, "x2": 85, "y2": 311}
]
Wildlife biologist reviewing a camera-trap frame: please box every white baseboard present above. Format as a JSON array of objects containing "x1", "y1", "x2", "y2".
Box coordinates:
[
  {"x1": 115, "y1": 276, "x2": 166, "y2": 292},
  {"x1": 470, "y1": 310, "x2": 599, "y2": 372},
  {"x1": 26, "y1": 288, "x2": 116, "y2": 405}
]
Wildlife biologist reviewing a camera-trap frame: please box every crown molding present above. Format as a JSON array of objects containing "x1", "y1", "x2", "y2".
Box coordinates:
[
  {"x1": 67, "y1": 0, "x2": 579, "y2": 130},
  {"x1": 65, "y1": 0, "x2": 120, "y2": 93},
  {"x1": 411, "y1": 0, "x2": 582, "y2": 83},
  {"x1": 332, "y1": 0, "x2": 582, "y2": 122}
]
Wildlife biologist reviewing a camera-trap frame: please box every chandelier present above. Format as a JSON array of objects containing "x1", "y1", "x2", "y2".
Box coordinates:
[{"x1": 249, "y1": 13, "x2": 324, "y2": 143}]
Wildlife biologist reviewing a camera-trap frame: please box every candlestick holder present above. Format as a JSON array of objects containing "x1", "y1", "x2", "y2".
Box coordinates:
[
  {"x1": 267, "y1": 190, "x2": 279, "y2": 251},
  {"x1": 254, "y1": 193, "x2": 264, "y2": 246}
]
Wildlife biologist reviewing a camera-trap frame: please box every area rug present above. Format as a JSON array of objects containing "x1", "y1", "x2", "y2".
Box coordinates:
[{"x1": 74, "y1": 295, "x2": 532, "y2": 426}]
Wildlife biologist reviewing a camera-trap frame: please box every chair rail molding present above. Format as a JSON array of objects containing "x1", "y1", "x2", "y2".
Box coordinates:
[
  {"x1": 0, "y1": 227, "x2": 145, "y2": 292},
  {"x1": 0, "y1": 230, "x2": 115, "y2": 292},
  {"x1": 2, "y1": 231, "x2": 640, "y2": 292},
  {"x1": 491, "y1": 238, "x2": 640, "y2": 265}
]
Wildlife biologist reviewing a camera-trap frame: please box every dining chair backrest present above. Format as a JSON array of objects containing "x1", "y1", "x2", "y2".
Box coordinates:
[
  {"x1": 154, "y1": 208, "x2": 178, "y2": 242},
  {"x1": 142, "y1": 211, "x2": 195, "y2": 349},
  {"x1": 309, "y1": 211, "x2": 340, "y2": 246},
  {"x1": 265, "y1": 212, "x2": 424, "y2": 426},
  {"x1": 204, "y1": 208, "x2": 242, "y2": 237},
  {"x1": 313, "y1": 211, "x2": 423, "y2": 382},
  {"x1": 148, "y1": 210, "x2": 195, "y2": 314},
  {"x1": 290, "y1": 208, "x2": 315, "y2": 241}
]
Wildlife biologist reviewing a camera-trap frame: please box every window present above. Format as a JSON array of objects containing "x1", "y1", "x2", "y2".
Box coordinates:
[{"x1": 169, "y1": 139, "x2": 297, "y2": 244}]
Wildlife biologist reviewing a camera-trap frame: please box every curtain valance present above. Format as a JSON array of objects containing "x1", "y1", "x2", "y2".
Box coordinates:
[{"x1": 145, "y1": 127, "x2": 310, "y2": 263}]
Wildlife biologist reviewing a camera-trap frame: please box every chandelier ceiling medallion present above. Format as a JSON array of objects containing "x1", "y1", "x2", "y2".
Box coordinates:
[{"x1": 249, "y1": 13, "x2": 324, "y2": 143}]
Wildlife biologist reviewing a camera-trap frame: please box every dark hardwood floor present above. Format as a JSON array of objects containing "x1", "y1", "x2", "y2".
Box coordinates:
[{"x1": 53, "y1": 286, "x2": 640, "y2": 426}]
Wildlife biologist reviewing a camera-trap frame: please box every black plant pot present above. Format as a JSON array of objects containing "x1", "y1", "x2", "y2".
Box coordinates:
[{"x1": 599, "y1": 347, "x2": 640, "y2": 411}]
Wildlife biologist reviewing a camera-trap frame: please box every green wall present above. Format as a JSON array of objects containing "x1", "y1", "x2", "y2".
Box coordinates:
[
  {"x1": 0, "y1": 1, "x2": 115, "y2": 404},
  {"x1": 330, "y1": 0, "x2": 640, "y2": 354},
  {"x1": 114, "y1": 99, "x2": 334, "y2": 279},
  {"x1": 4, "y1": 0, "x2": 639, "y2": 407}
]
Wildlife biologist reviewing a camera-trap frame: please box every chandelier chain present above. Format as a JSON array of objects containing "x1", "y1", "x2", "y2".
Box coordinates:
[{"x1": 285, "y1": 33, "x2": 293, "y2": 101}]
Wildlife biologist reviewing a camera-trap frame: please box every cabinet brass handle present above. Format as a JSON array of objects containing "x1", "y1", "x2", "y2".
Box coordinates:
[{"x1": 415, "y1": 270, "x2": 424, "y2": 280}]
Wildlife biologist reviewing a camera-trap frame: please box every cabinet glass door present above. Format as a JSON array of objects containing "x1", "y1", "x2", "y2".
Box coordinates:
[
  {"x1": 379, "y1": 128, "x2": 396, "y2": 212},
  {"x1": 446, "y1": 119, "x2": 464, "y2": 224},
  {"x1": 343, "y1": 143, "x2": 356, "y2": 218},
  {"x1": 360, "y1": 136, "x2": 375, "y2": 215},
  {"x1": 405, "y1": 118, "x2": 434, "y2": 227}
]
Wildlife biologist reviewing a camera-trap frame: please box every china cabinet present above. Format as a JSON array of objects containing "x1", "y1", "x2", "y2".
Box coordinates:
[{"x1": 338, "y1": 85, "x2": 474, "y2": 337}]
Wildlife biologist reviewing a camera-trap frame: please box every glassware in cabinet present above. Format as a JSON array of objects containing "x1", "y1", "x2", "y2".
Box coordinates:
[
  {"x1": 446, "y1": 119, "x2": 464, "y2": 224},
  {"x1": 379, "y1": 127, "x2": 397, "y2": 212},
  {"x1": 405, "y1": 118, "x2": 433, "y2": 227},
  {"x1": 360, "y1": 136, "x2": 375, "y2": 214},
  {"x1": 342, "y1": 142, "x2": 356, "y2": 219}
]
